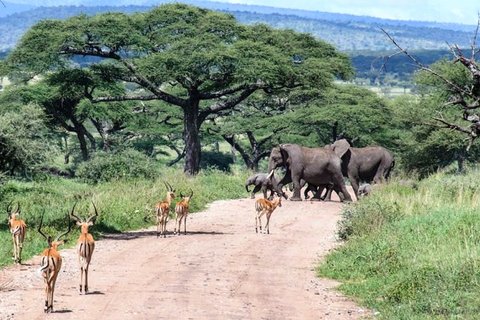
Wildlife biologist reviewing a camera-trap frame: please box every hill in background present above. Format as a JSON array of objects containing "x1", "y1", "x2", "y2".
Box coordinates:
[{"x1": 0, "y1": 0, "x2": 474, "y2": 84}]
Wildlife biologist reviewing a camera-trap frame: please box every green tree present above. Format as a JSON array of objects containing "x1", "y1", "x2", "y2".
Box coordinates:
[
  {"x1": 0, "y1": 104, "x2": 55, "y2": 176},
  {"x1": 4, "y1": 4, "x2": 352, "y2": 175}
]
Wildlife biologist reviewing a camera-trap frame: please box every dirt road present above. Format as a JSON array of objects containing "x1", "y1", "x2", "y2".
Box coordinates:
[{"x1": 0, "y1": 195, "x2": 368, "y2": 320}]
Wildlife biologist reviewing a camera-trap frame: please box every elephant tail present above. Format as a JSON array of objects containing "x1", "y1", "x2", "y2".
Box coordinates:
[{"x1": 384, "y1": 159, "x2": 395, "y2": 180}]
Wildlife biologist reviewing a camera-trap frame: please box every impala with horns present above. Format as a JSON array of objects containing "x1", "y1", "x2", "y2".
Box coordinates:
[
  {"x1": 254, "y1": 196, "x2": 282, "y2": 234},
  {"x1": 70, "y1": 202, "x2": 98, "y2": 295},
  {"x1": 174, "y1": 189, "x2": 193, "y2": 236},
  {"x1": 38, "y1": 206, "x2": 73, "y2": 313},
  {"x1": 7, "y1": 201, "x2": 27, "y2": 264},
  {"x1": 154, "y1": 181, "x2": 176, "y2": 238}
]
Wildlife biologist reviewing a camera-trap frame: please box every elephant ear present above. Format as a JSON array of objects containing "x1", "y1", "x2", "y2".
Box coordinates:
[
  {"x1": 332, "y1": 139, "x2": 351, "y2": 158},
  {"x1": 279, "y1": 144, "x2": 291, "y2": 166}
]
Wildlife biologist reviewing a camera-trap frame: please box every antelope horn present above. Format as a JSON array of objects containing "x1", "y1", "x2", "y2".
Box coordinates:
[
  {"x1": 69, "y1": 202, "x2": 81, "y2": 223},
  {"x1": 87, "y1": 201, "x2": 99, "y2": 223},
  {"x1": 163, "y1": 181, "x2": 172, "y2": 191},
  {"x1": 56, "y1": 214, "x2": 72, "y2": 242},
  {"x1": 189, "y1": 189, "x2": 193, "y2": 198},
  {"x1": 167, "y1": 181, "x2": 174, "y2": 192},
  {"x1": 37, "y1": 209, "x2": 49, "y2": 242},
  {"x1": 6, "y1": 200, "x2": 13, "y2": 217},
  {"x1": 15, "y1": 202, "x2": 20, "y2": 215}
]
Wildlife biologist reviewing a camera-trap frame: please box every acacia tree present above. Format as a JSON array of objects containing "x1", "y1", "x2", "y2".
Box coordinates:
[
  {"x1": 4, "y1": 4, "x2": 352, "y2": 175},
  {"x1": 382, "y1": 26, "x2": 480, "y2": 153}
]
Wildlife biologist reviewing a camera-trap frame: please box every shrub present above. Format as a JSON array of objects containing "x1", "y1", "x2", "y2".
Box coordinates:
[{"x1": 76, "y1": 149, "x2": 159, "y2": 183}]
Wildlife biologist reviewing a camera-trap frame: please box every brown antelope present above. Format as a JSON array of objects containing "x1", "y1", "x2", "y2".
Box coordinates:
[
  {"x1": 154, "y1": 181, "x2": 176, "y2": 238},
  {"x1": 255, "y1": 196, "x2": 282, "y2": 234},
  {"x1": 174, "y1": 190, "x2": 193, "y2": 235},
  {"x1": 70, "y1": 202, "x2": 98, "y2": 295},
  {"x1": 7, "y1": 201, "x2": 27, "y2": 264},
  {"x1": 38, "y1": 206, "x2": 73, "y2": 313}
]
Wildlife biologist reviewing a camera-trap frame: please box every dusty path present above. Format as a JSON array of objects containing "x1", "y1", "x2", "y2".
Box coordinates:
[{"x1": 0, "y1": 194, "x2": 368, "y2": 320}]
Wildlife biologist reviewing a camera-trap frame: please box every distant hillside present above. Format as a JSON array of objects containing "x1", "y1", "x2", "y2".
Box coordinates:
[
  {"x1": 0, "y1": 2, "x2": 468, "y2": 83},
  {"x1": 0, "y1": 3, "x2": 475, "y2": 52}
]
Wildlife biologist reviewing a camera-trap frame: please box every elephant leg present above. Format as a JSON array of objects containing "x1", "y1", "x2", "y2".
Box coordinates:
[
  {"x1": 290, "y1": 180, "x2": 303, "y2": 201},
  {"x1": 323, "y1": 186, "x2": 333, "y2": 201},
  {"x1": 310, "y1": 185, "x2": 322, "y2": 201},
  {"x1": 333, "y1": 173, "x2": 352, "y2": 202},
  {"x1": 349, "y1": 175, "x2": 360, "y2": 200},
  {"x1": 261, "y1": 185, "x2": 268, "y2": 199},
  {"x1": 251, "y1": 185, "x2": 262, "y2": 199}
]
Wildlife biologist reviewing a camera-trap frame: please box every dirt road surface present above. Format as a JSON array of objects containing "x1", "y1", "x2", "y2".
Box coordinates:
[{"x1": 0, "y1": 194, "x2": 369, "y2": 320}]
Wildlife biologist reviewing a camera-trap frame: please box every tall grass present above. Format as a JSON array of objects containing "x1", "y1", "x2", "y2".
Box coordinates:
[
  {"x1": 318, "y1": 170, "x2": 480, "y2": 319},
  {"x1": 0, "y1": 168, "x2": 249, "y2": 267}
]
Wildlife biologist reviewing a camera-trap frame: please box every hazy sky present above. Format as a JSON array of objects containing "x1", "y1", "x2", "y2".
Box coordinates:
[{"x1": 210, "y1": 0, "x2": 480, "y2": 25}]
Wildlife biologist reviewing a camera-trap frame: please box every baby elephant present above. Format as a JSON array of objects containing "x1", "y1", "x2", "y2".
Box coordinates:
[
  {"x1": 358, "y1": 183, "x2": 372, "y2": 197},
  {"x1": 245, "y1": 172, "x2": 287, "y2": 200}
]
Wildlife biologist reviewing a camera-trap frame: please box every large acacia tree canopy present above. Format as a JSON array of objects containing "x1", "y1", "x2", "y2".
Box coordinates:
[{"x1": 5, "y1": 4, "x2": 353, "y2": 100}]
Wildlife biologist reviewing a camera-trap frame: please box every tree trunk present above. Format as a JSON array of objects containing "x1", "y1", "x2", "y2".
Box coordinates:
[
  {"x1": 72, "y1": 120, "x2": 89, "y2": 161},
  {"x1": 76, "y1": 130, "x2": 89, "y2": 161},
  {"x1": 183, "y1": 100, "x2": 201, "y2": 175}
]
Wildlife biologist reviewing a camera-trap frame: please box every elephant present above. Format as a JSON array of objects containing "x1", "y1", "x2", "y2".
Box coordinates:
[
  {"x1": 245, "y1": 172, "x2": 287, "y2": 200},
  {"x1": 358, "y1": 183, "x2": 372, "y2": 197},
  {"x1": 296, "y1": 181, "x2": 342, "y2": 201},
  {"x1": 267, "y1": 144, "x2": 352, "y2": 202},
  {"x1": 326, "y1": 139, "x2": 394, "y2": 199}
]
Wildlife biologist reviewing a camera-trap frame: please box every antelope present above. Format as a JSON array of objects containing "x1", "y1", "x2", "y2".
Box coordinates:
[
  {"x1": 174, "y1": 190, "x2": 193, "y2": 235},
  {"x1": 70, "y1": 202, "x2": 98, "y2": 295},
  {"x1": 7, "y1": 201, "x2": 27, "y2": 264},
  {"x1": 255, "y1": 196, "x2": 282, "y2": 234},
  {"x1": 38, "y1": 206, "x2": 73, "y2": 313},
  {"x1": 154, "y1": 181, "x2": 176, "y2": 238}
]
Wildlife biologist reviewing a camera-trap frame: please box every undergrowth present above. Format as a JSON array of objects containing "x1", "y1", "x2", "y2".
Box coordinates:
[
  {"x1": 0, "y1": 168, "x2": 248, "y2": 267},
  {"x1": 318, "y1": 170, "x2": 480, "y2": 319}
]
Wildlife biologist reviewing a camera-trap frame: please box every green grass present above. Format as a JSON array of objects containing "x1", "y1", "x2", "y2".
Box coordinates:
[
  {"x1": 317, "y1": 170, "x2": 480, "y2": 319},
  {"x1": 0, "y1": 167, "x2": 249, "y2": 267}
]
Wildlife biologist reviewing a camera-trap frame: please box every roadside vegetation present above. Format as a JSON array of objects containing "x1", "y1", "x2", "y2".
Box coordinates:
[
  {"x1": 0, "y1": 167, "x2": 248, "y2": 267},
  {"x1": 318, "y1": 168, "x2": 480, "y2": 319}
]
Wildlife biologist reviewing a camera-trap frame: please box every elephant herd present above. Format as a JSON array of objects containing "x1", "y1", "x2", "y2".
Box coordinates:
[{"x1": 246, "y1": 139, "x2": 394, "y2": 201}]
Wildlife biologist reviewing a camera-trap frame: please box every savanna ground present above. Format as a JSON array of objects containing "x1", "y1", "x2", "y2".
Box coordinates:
[{"x1": 0, "y1": 189, "x2": 369, "y2": 320}]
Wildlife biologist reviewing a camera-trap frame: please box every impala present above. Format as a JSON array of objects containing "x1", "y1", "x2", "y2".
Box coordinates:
[
  {"x1": 38, "y1": 206, "x2": 73, "y2": 313},
  {"x1": 7, "y1": 201, "x2": 26, "y2": 264},
  {"x1": 174, "y1": 190, "x2": 193, "y2": 235},
  {"x1": 70, "y1": 202, "x2": 98, "y2": 295},
  {"x1": 155, "y1": 181, "x2": 176, "y2": 238},
  {"x1": 254, "y1": 196, "x2": 282, "y2": 234}
]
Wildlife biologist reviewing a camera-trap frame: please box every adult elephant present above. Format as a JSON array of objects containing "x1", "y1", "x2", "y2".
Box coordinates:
[
  {"x1": 326, "y1": 139, "x2": 394, "y2": 199},
  {"x1": 267, "y1": 144, "x2": 352, "y2": 202}
]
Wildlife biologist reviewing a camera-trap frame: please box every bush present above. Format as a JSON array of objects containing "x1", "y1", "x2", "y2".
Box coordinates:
[
  {"x1": 76, "y1": 149, "x2": 159, "y2": 183},
  {"x1": 200, "y1": 151, "x2": 234, "y2": 172}
]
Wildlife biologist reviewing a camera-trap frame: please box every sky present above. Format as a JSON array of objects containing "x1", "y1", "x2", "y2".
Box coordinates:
[{"x1": 210, "y1": 0, "x2": 480, "y2": 25}]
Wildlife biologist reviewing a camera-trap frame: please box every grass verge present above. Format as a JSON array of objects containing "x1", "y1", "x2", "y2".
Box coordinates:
[
  {"x1": 0, "y1": 168, "x2": 249, "y2": 267},
  {"x1": 317, "y1": 170, "x2": 480, "y2": 319}
]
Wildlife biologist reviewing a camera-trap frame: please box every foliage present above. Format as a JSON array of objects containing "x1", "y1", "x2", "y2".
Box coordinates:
[
  {"x1": 75, "y1": 149, "x2": 159, "y2": 183},
  {"x1": 0, "y1": 4, "x2": 473, "y2": 52},
  {"x1": 3, "y1": 3, "x2": 354, "y2": 174},
  {"x1": 0, "y1": 103, "x2": 56, "y2": 176},
  {"x1": 0, "y1": 168, "x2": 249, "y2": 267},
  {"x1": 318, "y1": 170, "x2": 480, "y2": 319},
  {"x1": 200, "y1": 151, "x2": 234, "y2": 172}
]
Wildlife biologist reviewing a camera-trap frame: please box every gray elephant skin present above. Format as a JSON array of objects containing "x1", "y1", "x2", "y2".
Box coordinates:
[
  {"x1": 267, "y1": 144, "x2": 352, "y2": 202},
  {"x1": 328, "y1": 139, "x2": 394, "y2": 198},
  {"x1": 245, "y1": 172, "x2": 287, "y2": 199}
]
